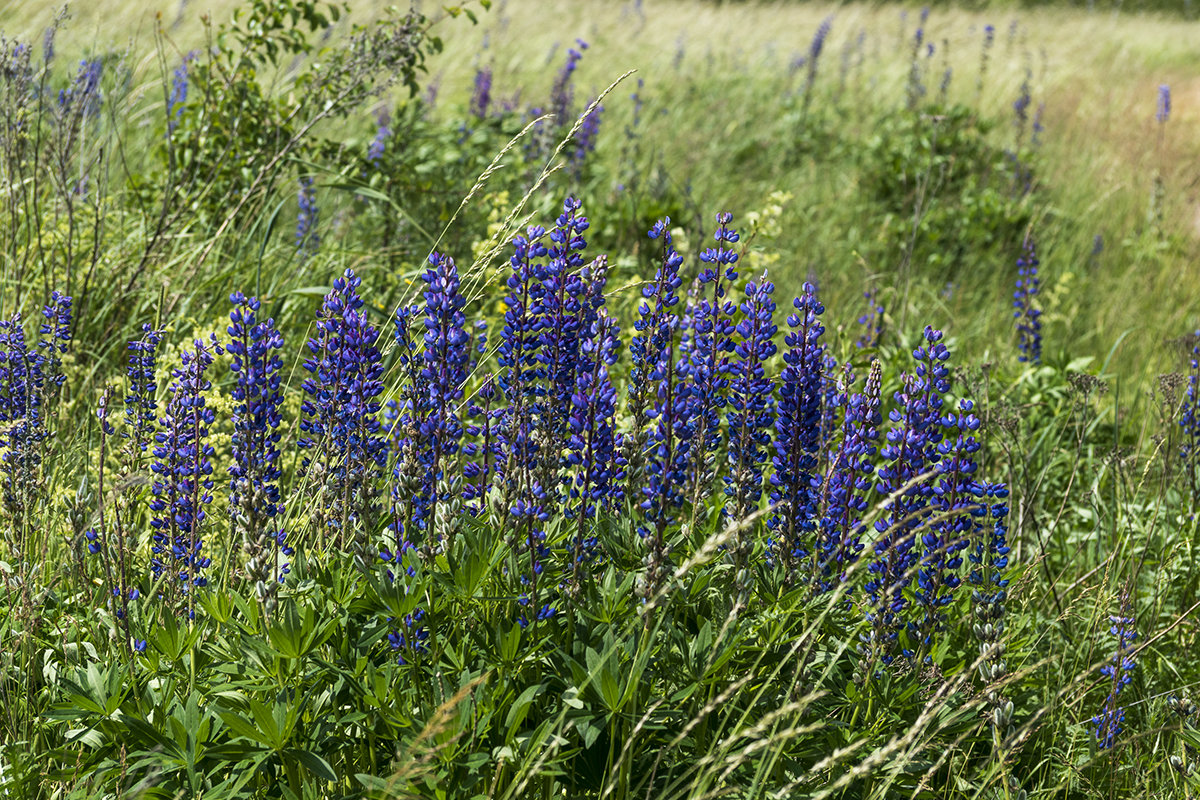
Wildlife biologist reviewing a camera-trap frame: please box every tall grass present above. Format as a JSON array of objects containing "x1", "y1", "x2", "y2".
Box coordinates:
[{"x1": 1, "y1": 1, "x2": 1200, "y2": 798}]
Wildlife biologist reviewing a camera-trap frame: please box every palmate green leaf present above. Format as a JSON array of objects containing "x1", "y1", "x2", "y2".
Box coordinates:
[
  {"x1": 584, "y1": 646, "x2": 622, "y2": 713},
  {"x1": 573, "y1": 714, "x2": 605, "y2": 750},
  {"x1": 504, "y1": 683, "x2": 544, "y2": 740},
  {"x1": 249, "y1": 699, "x2": 286, "y2": 750},
  {"x1": 265, "y1": 600, "x2": 335, "y2": 660},
  {"x1": 285, "y1": 747, "x2": 337, "y2": 782},
  {"x1": 52, "y1": 660, "x2": 128, "y2": 720},
  {"x1": 219, "y1": 707, "x2": 274, "y2": 748}
]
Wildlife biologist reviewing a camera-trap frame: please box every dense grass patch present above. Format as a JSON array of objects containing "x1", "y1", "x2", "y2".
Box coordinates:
[{"x1": 2, "y1": 1, "x2": 1200, "y2": 798}]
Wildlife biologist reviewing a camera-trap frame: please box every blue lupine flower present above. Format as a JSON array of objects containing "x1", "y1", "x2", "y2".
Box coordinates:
[
  {"x1": 802, "y1": 16, "x2": 833, "y2": 109},
  {"x1": 768, "y1": 283, "x2": 825, "y2": 583},
  {"x1": 536, "y1": 197, "x2": 590, "y2": 457},
  {"x1": 58, "y1": 58, "x2": 103, "y2": 119},
  {"x1": 1093, "y1": 604, "x2": 1138, "y2": 750},
  {"x1": 125, "y1": 325, "x2": 164, "y2": 457},
  {"x1": 724, "y1": 275, "x2": 778, "y2": 599},
  {"x1": 388, "y1": 608, "x2": 430, "y2": 665},
  {"x1": 149, "y1": 336, "x2": 222, "y2": 615},
  {"x1": 417, "y1": 252, "x2": 470, "y2": 547},
  {"x1": 635, "y1": 220, "x2": 690, "y2": 603},
  {"x1": 0, "y1": 291, "x2": 68, "y2": 517},
  {"x1": 565, "y1": 311, "x2": 623, "y2": 582},
  {"x1": 624, "y1": 218, "x2": 685, "y2": 505},
  {"x1": 640, "y1": 220, "x2": 691, "y2": 541},
  {"x1": 0, "y1": 313, "x2": 44, "y2": 516},
  {"x1": 725, "y1": 274, "x2": 778, "y2": 525},
  {"x1": 494, "y1": 227, "x2": 558, "y2": 625},
  {"x1": 227, "y1": 293, "x2": 289, "y2": 606},
  {"x1": 856, "y1": 288, "x2": 885, "y2": 349},
  {"x1": 1013, "y1": 234, "x2": 1042, "y2": 364},
  {"x1": 38, "y1": 291, "x2": 71, "y2": 389},
  {"x1": 167, "y1": 52, "x2": 196, "y2": 132},
  {"x1": 685, "y1": 212, "x2": 740, "y2": 505},
  {"x1": 367, "y1": 104, "x2": 391, "y2": 164},
  {"x1": 865, "y1": 326, "x2": 950, "y2": 663},
  {"x1": 571, "y1": 101, "x2": 603, "y2": 175},
  {"x1": 1013, "y1": 71, "x2": 1032, "y2": 135},
  {"x1": 299, "y1": 269, "x2": 386, "y2": 560},
  {"x1": 296, "y1": 176, "x2": 320, "y2": 262},
  {"x1": 915, "y1": 398, "x2": 982, "y2": 647},
  {"x1": 550, "y1": 38, "x2": 588, "y2": 125},
  {"x1": 809, "y1": 16, "x2": 833, "y2": 67},
  {"x1": 471, "y1": 66, "x2": 493, "y2": 120},
  {"x1": 1156, "y1": 84, "x2": 1171, "y2": 125},
  {"x1": 816, "y1": 361, "x2": 882, "y2": 591},
  {"x1": 497, "y1": 225, "x2": 549, "y2": 499}
]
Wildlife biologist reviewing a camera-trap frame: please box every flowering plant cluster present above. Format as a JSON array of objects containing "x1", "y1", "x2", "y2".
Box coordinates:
[{"x1": 70, "y1": 197, "x2": 1012, "y2": 674}]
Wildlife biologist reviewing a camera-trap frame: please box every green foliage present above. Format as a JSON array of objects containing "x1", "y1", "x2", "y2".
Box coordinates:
[
  {"x1": 3, "y1": 0, "x2": 1200, "y2": 798},
  {"x1": 859, "y1": 105, "x2": 1035, "y2": 276},
  {"x1": 153, "y1": 0, "x2": 437, "y2": 228}
]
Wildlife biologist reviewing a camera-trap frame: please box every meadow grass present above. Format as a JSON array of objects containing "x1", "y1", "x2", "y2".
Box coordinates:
[{"x1": 2, "y1": 1, "x2": 1200, "y2": 798}]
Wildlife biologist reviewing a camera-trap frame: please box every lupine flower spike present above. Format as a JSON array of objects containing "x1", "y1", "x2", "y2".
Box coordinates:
[
  {"x1": 685, "y1": 212, "x2": 739, "y2": 513},
  {"x1": 565, "y1": 310, "x2": 623, "y2": 594},
  {"x1": 816, "y1": 360, "x2": 881, "y2": 592},
  {"x1": 724, "y1": 274, "x2": 777, "y2": 605},
  {"x1": 149, "y1": 336, "x2": 223, "y2": 618},
  {"x1": 299, "y1": 269, "x2": 386, "y2": 568},
  {"x1": 418, "y1": 252, "x2": 470, "y2": 550},
  {"x1": 636, "y1": 219, "x2": 689, "y2": 604},
  {"x1": 1013, "y1": 234, "x2": 1042, "y2": 365},
  {"x1": 863, "y1": 326, "x2": 950, "y2": 669},
  {"x1": 227, "y1": 293, "x2": 290, "y2": 612},
  {"x1": 1093, "y1": 596, "x2": 1138, "y2": 750},
  {"x1": 768, "y1": 282, "x2": 825, "y2": 586}
]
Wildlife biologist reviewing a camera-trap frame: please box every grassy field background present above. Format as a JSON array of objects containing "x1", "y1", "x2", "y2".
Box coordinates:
[
  {"x1": 8, "y1": 0, "x2": 1200, "y2": 383},
  {"x1": 4, "y1": 0, "x2": 1200, "y2": 797}
]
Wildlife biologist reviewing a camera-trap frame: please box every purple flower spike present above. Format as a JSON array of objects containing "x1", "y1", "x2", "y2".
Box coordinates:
[
  {"x1": 724, "y1": 275, "x2": 778, "y2": 600},
  {"x1": 685, "y1": 212, "x2": 740, "y2": 508},
  {"x1": 149, "y1": 336, "x2": 223, "y2": 616},
  {"x1": 768, "y1": 282, "x2": 825, "y2": 585},
  {"x1": 228, "y1": 292, "x2": 289, "y2": 609},
  {"x1": 1093, "y1": 599, "x2": 1138, "y2": 750},
  {"x1": 864, "y1": 326, "x2": 951, "y2": 665},
  {"x1": 565, "y1": 310, "x2": 624, "y2": 591},
  {"x1": 816, "y1": 361, "x2": 882, "y2": 592},
  {"x1": 417, "y1": 251, "x2": 470, "y2": 548},
  {"x1": 1013, "y1": 234, "x2": 1042, "y2": 365},
  {"x1": 125, "y1": 325, "x2": 164, "y2": 458},
  {"x1": 299, "y1": 269, "x2": 386, "y2": 565}
]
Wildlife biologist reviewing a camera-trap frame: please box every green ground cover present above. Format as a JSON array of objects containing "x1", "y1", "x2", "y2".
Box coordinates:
[{"x1": 1, "y1": 1, "x2": 1200, "y2": 797}]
